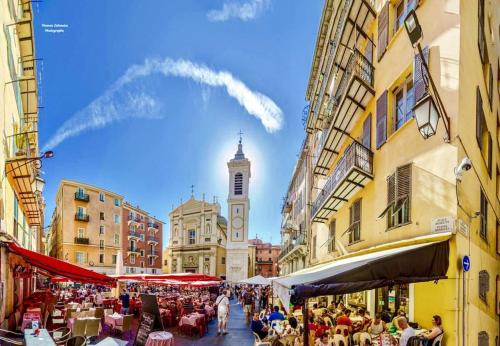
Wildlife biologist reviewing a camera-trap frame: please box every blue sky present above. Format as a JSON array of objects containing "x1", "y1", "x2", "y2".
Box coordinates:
[{"x1": 35, "y1": 0, "x2": 322, "y2": 244}]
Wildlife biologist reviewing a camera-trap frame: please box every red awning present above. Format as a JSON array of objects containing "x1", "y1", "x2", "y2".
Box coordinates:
[
  {"x1": 112, "y1": 273, "x2": 222, "y2": 282},
  {"x1": 8, "y1": 242, "x2": 116, "y2": 286}
]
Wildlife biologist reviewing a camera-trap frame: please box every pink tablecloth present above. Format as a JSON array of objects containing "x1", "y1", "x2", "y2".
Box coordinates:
[
  {"x1": 145, "y1": 331, "x2": 174, "y2": 346},
  {"x1": 26, "y1": 307, "x2": 42, "y2": 314},
  {"x1": 105, "y1": 314, "x2": 123, "y2": 328},
  {"x1": 21, "y1": 313, "x2": 41, "y2": 330}
]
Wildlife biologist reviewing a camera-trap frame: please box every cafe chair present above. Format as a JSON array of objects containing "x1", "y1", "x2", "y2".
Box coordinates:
[
  {"x1": 94, "y1": 307, "x2": 104, "y2": 319},
  {"x1": 280, "y1": 334, "x2": 297, "y2": 346},
  {"x1": 114, "y1": 314, "x2": 133, "y2": 339},
  {"x1": 331, "y1": 334, "x2": 347, "y2": 346},
  {"x1": 259, "y1": 310, "x2": 266, "y2": 319},
  {"x1": 334, "y1": 325, "x2": 349, "y2": 338},
  {"x1": 432, "y1": 333, "x2": 444, "y2": 346},
  {"x1": 50, "y1": 327, "x2": 71, "y2": 345},
  {"x1": 65, "y1": 336, "x2": 87, "y2": 346},
  {"x1": 0, "y1": 334, "x2": 24, "y2": 345},
  {"x1": 85, "y1": 318, "x2": 100, "y2": 343},
  {"x1": 252, "y1": 332, "x2": 272, "y2": 346},
  {"x1": 324, "y1": 316, "x2": 334, "y2": 327},
  {"x1": 72, "y1": 318, "x2": 87, "y2": 338}
]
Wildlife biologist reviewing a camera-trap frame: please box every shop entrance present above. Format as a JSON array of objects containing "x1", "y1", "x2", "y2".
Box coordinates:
[{"x1": 375, "y1": 284, "x2": 410, "y2": 317}]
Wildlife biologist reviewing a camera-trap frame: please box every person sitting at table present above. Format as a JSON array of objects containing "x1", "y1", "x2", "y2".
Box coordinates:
[
  {"x1": 182, "y1": 298, "x2": 194, "y2": 315},
  {"x1": 315, "y1": 333, "x2": 332, "y2": 346},
  {"x1": 335, "y1": 309, "x2": 352, "y2": 337},
  {"x1": 315, "y1": 319, "x2": 329, "y2": 338},
  {"x1": 268, "y1": 306, "x2": 285, "y2": 323},
  {"x1": 308, "y1": 316, "x2": 318, "y2": 333},
  {"x1": 358, "y1": 308, "x2": 372, "y2": 332},
  {"x1": 397, "y1": 317, "x2": 415, "y2": 346},
  {"x1": 95, "y1": 290, "x2": 103, "y2": 307},
  {"x1": 119, "y1": 289, "x2": 130, "y2": 314},
  {"x1": 421, "y1": 315, "x2": 443, "y2": 346},
  {"x1": 368, "y1": 313, "x2": 386, "y2": 335},
  {"x1": 392, "y1": 309, "x2": 407, "y2": 330},
  {"x1": 251, "y1": 312, "x2": 270, "y2": 340}
]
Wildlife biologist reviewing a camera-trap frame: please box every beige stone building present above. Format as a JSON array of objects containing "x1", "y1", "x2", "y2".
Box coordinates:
[
  {"x1": 167, "y1": 197, "x2": 227, "y2": 277},
  {"x1": 48, "y1": 180, "x2": 123, "y2": 275}
]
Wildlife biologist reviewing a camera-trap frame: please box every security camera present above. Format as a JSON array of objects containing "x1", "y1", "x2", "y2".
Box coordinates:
[{"x1": 454, "y1": 157, "x2": 472, "y2": 181}]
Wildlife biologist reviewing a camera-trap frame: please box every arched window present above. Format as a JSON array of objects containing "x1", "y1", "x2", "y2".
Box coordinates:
[{"x1": 234, "y1": 173, "x2": 243, "y2": 195}]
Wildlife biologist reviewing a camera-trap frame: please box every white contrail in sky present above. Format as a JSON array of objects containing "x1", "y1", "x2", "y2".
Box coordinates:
[
  {"x1": 207, "y1": 0, "x2": 270, "y2": 22},
  {"x1": 42, "y1": 57, "x2": 283, "y2": 150}
]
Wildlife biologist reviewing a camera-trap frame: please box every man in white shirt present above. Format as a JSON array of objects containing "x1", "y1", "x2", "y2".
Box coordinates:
[
  {"x1": 398, "y1": 317, "x2": 415, "y2": 346},
  {"x1": 216, "y1": 289, "x2": 231, "y2": 335}
]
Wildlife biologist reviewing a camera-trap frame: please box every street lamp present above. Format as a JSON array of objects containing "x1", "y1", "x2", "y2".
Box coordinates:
[
  {"x1": 31, "y1": 175, "x2": 45, "y2": 194},
  {"x1": 413, "y1": 94, "x2": 439, "y2": 139},
  {"x1": 403, "y1": 9, "x2": 451, "y2": 141}
]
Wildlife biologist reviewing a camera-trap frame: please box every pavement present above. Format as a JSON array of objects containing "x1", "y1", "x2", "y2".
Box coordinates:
[{"x1": 169, "y1": 301, "x2": 255, "y2": 346}]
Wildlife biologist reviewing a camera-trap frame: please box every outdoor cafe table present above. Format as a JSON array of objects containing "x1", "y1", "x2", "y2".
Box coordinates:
[
  {"x1": 96, "y1": 337, "x2": 129, "y2": 346},
  {"x1": 105, "y1": 314, "x2": 124, "y2": 328},
  {"x1": 179, "y1": 313, "x2": 206, "y2": 337},
  {"x1": 24, "y1": 329, "x2": 56, "y2": 346},
  {"x1": 145, "y1": 331, "x2": 175, "y2": 346},
  {"x1": 22, "y1": 313, "x2": 41, "y2": 330}
]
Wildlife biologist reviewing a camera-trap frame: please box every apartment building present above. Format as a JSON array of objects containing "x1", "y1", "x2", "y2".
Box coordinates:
[
  {"x1": 249, "y1": 238, "x2": 280, "y2": 277},
  {"x1": 0, "y1": 0, "x2": 46, "y2": 320},
  {"x1": 279, "y1": 0, "x2": 499, "y2": 344},
  {"x1": 48, "y1": 180, "x2": 123, "y2": 275},
  {"x1": 122, "y1": 203, "x2": 162, "y2": 274}
]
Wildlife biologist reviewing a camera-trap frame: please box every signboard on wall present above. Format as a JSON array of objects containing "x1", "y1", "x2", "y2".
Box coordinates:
[{"x1": 431, "y1": 216, "x2": 455, "y2": 233}]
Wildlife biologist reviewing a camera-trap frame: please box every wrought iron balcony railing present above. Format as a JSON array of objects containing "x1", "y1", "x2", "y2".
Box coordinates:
[
  {"x1": 278, "y1": 233, "x2": 307, "y2": 261},
  {"x1": 74, "y1": 237, "x2": 89, "y2": 245},
  {"x1": 74, "y1": 192, "x2": 89, "y2": 202},
  {"x1": 75, "y1": 213, "x2": 89, "y2": 222}
]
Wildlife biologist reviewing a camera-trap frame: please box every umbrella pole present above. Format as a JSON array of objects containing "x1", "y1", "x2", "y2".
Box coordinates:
[{"x1": 303, "y1": 299, "x2": 309, "y2": 346}]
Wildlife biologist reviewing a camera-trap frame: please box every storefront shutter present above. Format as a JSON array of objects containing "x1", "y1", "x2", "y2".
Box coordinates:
[
  {"x1": 377, "y1": 1, "x2": 389, "y2": 61},
  {"x1": 476, "y1": 87, "x2": 484, "y2": 149},
  {"x1": 362, "y1": 114, "x2": 371, "y2": 149},
  {"x1": 413, "y1": 46, "x2": 429, "y2": 103},
  {"x1": 478, "y1": 0, "x2": 486, "y2": 64},
  {"x1": 376, "y1": 91, "x2": 388, "y2": 149}
]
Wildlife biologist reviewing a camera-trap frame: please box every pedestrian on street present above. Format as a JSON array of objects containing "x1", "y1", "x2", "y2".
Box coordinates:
[
  {"x1": 243, "y1": 287, "x2": 255, "y2": 325},
  {"x1": 216, "y1": 289, "x2": 231, "y2": 335},
  {"x1": 119, "y1": 288, "x2": 130, "y2": 314}
]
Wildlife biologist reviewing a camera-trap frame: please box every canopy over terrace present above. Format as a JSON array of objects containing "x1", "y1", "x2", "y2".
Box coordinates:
[
  {"x1": 5, "y1": 241, "x2": 116, "y2": 286},
  {"x1": 112, "y1": 273, "x2": 223, "y2": 283},
  {"x1": 274, "y1": 234, "x2": 451, "y2": 306},
  {"x1": 239, "y1": 275, "x2": 272, "y2": 286}
]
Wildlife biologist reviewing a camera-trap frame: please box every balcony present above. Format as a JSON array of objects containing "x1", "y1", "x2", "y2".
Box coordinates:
[
  {"x1": 74, "y1": 237, "x2": 89, "y2": 245},
  {"x1": 148, "y1": 222, "x2": 159, "y2": 232},
  {"x1": 147, "y1": 236, "x2": 158, "y2": 245},
  {"x1": 128, "y1": 231, "x2": 141, "y2": 240},
  {"x1": 256, "y1": 260, "x2": 274, "y2": 264},
  {"x1": 278, "y1": 233, "x2": 307, "y2": 262},
  {"x1": 148, "y1": 250, "x2": 159, "y2": 258},
  {"x1": 314, "y1": 49, "x2": 375, "y2": 175},
  {"x1": 74, "y1": 213, "x2": 90, "y2": 222},
  {"x1": 74, "y1": 192, "x2": 89, "y2": 202},
  {"x1": 312, "y1": 141, "x2": 373, "y2": 222},
  {"x1": 306, "y1": 0, "x2": 376, "y2": 133},
  {"x1": 127, "y1": 247, "x2": 140, "y2": 255}
]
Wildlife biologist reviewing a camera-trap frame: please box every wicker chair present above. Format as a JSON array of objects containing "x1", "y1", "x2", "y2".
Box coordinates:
[
  {"x1": 252, "y1": 332, "x2": 272, "y2": 346},
  {"x1": 49, "y1": 327, "x2": 71, "y2": 345},
  {"x1": 85, "y1": 318, "x2": 101, "y2": 342},
  {"x1": 71, "y1": 318, "x2": 87, "y2": 338},
  {"x1": 114, "y1": 314, "x2": 133, "y2": 338},
  {"x1": 65, "y1": 336, "x2": 86, "y2": 346}
]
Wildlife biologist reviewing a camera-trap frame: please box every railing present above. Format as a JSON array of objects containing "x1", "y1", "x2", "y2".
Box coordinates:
[
  {"x1": 74, "y1": 192, "x2": 89, "y2": 202},
  {"x1": 148, "y1": 222, "x2": 158, "y2": 229},
  {"x1": 312, "y1": 141, "x2": 373, "y2": 217},
  {"x1": 128, "y1": 247, "x2": 140, "y2": 253},
  {"x1": 148, "y1": 236, "x2": 158, "y2": 242},
  {"x1": 128, "y1": 230, "x2": 141, "y2": 238},
  {"x1": 74, "y1": 237, "x2": 89, "y2": 245},
  {"x1": 75, "y1": 213, "x2": 89, "y2": 222},
  {"x1": 149, "y1": 250, "x2": 159, "y2": 256},
  {"x1": 278, "y1": 233, "x2": 307, "y2": 260}
]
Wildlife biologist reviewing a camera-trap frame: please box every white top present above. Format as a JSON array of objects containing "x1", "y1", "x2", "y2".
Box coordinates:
[
  {"x1": 399, "y1": 326, "x2": 415, "y2": 346},
  {"x1": 216, "y1": 295, "x2": 230, "y2": 313}
]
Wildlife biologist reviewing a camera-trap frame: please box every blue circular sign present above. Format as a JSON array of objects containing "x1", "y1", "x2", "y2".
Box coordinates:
[{"x1": 462, "y1": 255, "x2": 470, "y2": 272}]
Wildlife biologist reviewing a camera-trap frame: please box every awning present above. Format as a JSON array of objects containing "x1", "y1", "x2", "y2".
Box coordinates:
[
  {"x1": 112, "y1": 273, "x2": 222, "y2": 282},
  {"x1": 239, "y1": 275, "x2": 272, "y2": 285},
  {"x1": 275, "y1": 238, "x2": 450, "y2": 300},
  {"x1": 7, "y1": 242, "x2": 116, "y2": 286}
]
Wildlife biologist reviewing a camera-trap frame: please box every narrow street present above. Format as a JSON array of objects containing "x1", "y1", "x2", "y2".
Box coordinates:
[{"x1": 169, "y1": 300, "x2": 254, "y2": 346}]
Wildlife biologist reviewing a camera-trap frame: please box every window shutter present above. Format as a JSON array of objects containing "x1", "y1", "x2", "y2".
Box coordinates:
[
  {"x1": 487, "y1": 133, "x2": 492, "y2": 176},
  {"x1": 362, "y1": 114, "x2": 372, "y2": 149},
  {"x1": 376, "y1": 91, "x2": 388, "y2": 149},
  {"x1": 413, "y1": 46, "x2": 430, "y2": 103},
  {"x1": 387, "y1": 173, "x2": 396, "y2": 206},
  {"x1": 479, "y1": 270, "x2": 490, "y2": 301},
  {"x1": 488, "y1": 65, "x2": 493, "y2": 107},
  {"x1": 396, "y1": 164, "x2": 412, "y2": 202},
  {"x1": 365, "y1": 37, "x2": 373, "y2": 64},
  {"x1": 478, "y1": 0, "x2": 486, "y2": 64},
  {"x1": 476, "y1": 87, "x2": 484, "y2": 149},
  {"x1": 351, "y1": 200, "x2": 361, "y2": 224},
  {"x1": 377, "y1": 1, "x2": 389, "y2": 61}
]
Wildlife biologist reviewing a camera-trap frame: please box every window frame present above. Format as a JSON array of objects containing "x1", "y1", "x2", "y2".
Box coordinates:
[
  {"x1": 480, "y1": 189, "x2": 488, "y2": 241},
  {"x1": 99, "y1": 193, "x2": 105, "y2": 202},
  {"x1": 188, "y1": 229, "x2": 196, "y2": 245}
]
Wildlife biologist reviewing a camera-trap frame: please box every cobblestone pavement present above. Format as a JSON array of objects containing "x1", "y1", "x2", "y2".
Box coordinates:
[{"x1": 168, "y1": 300, "x2": 255, "y2": 346}]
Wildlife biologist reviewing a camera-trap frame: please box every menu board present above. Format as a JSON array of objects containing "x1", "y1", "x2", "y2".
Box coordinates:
[{"x1": 135, "y1": 311, "x2": 155, "y2": 346}]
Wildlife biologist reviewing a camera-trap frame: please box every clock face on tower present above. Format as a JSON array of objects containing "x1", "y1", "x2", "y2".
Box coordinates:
[{"x1": 231, "y1": 216, "x2": 243, "y2": 229}]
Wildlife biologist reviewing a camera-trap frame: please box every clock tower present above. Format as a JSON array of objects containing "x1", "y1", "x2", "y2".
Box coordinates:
[{"x1": 225, "y1": 135, "x2": 250, "y2": 282}]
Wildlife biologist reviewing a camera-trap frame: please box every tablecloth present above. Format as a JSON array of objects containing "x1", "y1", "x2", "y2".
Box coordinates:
[
  {"x1": 26, "y1": 308, "x2": 41, "y2": 314},
  {"x1": 145, "y1": 331, "x2": 174, "y2": 346},
  {"x1": 105, "y1": 314, "x2": 124, "y2": 328},
  {"x1": 24, "y1": 329, "x2": 55, "y2": 346},
  {"x1": 22, "y1": 313, "x2": 41, "y2": 330}
]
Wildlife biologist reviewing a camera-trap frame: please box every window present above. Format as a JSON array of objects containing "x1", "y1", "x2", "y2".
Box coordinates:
[
  {"x1": 140, "y1": 250, "x2": 144, "y2": 257},
  {"x1": 139, "y1": 234, "x2": 144, "y2": 241},
  {"x1": 478, "y1": 331, "x2": 489, "y2": 346},
  {"x1": 114, "y1": 214, "x2": 120, "y2": 224},
  {"x1": 221, "y1": 257, "x2": 225, "y2": 265},
  {"x1": 130, "y1": 254, "x2": 136, "y2": 264},
  {"x1": 349, "y1": 200, "x2": 362, "y2": 243},
  {"x1": 476, "y1": 87, "x2": 492, "y2": 175},
  {"x1": 391, "y1": 77, "x2": 414, "y2": 133},
  {"x1": 268, "y1": 249, "x2": 271, "y2": 254},
  {"x1": 77, "y1": 207, "x2": 85, "y2": 216},
  {"x1": 164, "y1": 259, "x2": 168, "y2": 266},
  {"x1": 141, "y1": 261, "x2": 144, "y2": 268},
  {"x1": 312, "y1": 235, "x2": 317, "y2": 259},
  {"x1": 205, "y1": 237, "x2": 211, "y2": 242},
  {"x1": 99, "y1": 193, "x2": 105, "y2": 202},
  {"x1": 100, "y1": 212, "x2": 104, "y2": 221},
  {"x1": 479, "y1": 270, "x2": 489, "y2": 303},
  {"x1": 188, "y1": 229, "x2": 196, "y2": 244},
  {"x1": 149, "y1": 257, "x2": 154, "y2": 266},
  {"x1": 114, "y1": 234, "x2": 119, "y2": 246},
  {"x1": 99, "y1": 254, "x2": 104, "y2": 264},
  {"x1": 77, "y1": 228, "x2": 85, "y2": 238},
  {"x1": 478, "y1": 0, "x2": 487, "y2": 64},
  {"x1": 234, "y1": 172, "x2": 243, "y2": 195},
  {"x1": 394, "y1": 0, "x2": 416, "y2": 34},
  {"x1": 328, "y1": 220, "x2": 336, "y2": 253},
  {"x1": 480, "y1": 189, "x2": 488, "y2": 241},
  {"x1": 112, "y1": 255, "x2": 117, "y2": 264},
  {"x1": 75, "y1": 252, "x2": 86, "y2": 264},
  {"x1": 128, "y1": 211, "x2": 133, "y2": 220},
  {"x1": 99, "y1": 240, "x2": 104, "y2": 249},
  {"x1": 387, "y1": 164, "x2": 412, "y2": 228},
  {"x1": 99, "y1": 225, "x2": 105, "y2": 235},
  {"x1": 114, "y1": 198, "x2": 120, "y2": 207}
]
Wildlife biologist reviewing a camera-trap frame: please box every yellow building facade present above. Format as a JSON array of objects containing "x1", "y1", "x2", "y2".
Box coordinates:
[
  {"x1": 48, "y1": 180, "x2": 123, "y2": 275},
  {"x1": 281, "y1": 0, "x2": 499, "y2": 344},
  {"x1": 0, "y1": 0, "x2": 46, "y2": 321}
]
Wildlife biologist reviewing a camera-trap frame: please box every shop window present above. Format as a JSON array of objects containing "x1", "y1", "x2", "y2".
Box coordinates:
[
  {"x1": 348, "y1": 200, "x2": 361, "y2": 244},
  {"x1": 479, "y1": 270, "x2": 489, "y2": 303},
  {"x1": 375, "y1": 284, "x2": 410, "y2": 316}
]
